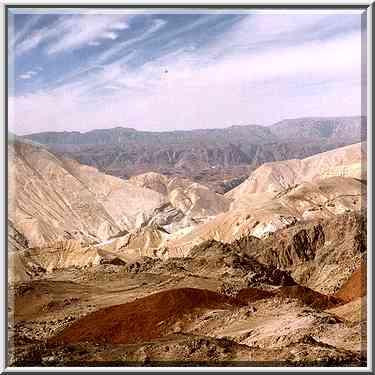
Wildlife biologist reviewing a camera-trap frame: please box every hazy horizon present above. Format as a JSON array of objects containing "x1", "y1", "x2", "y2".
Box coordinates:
[
  {"x1": 10, "y1": 114, "x2": 365, "y2": 137},
  {"x1": 8, "y1": 9, "x2": 366, "y2": 135}
]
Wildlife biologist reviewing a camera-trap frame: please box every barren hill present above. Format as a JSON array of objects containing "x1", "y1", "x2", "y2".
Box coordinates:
[
  {"x1": 165, "y1": 176, "x2": 366, "y2": 256},
  {"x1": 8, "y1": 139, "x2": 366, "y2": 275},
  {"x1": 227, "y1": 142, "x2": 366, "y2": 206},
  {"x1": 8, "y1": 140, "x2": 232, "y2": 259},
  {"x1": 8, "y1": 140, "x2": 168, "y2": 248},
  {"x1": 129, "y1": 172, "x2": 230, "y2": 219}
]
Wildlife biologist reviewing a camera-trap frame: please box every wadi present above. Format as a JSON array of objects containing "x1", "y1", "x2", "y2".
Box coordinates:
[{"x1": 7, "y1": 117, "x2": 367, "y2": 367}]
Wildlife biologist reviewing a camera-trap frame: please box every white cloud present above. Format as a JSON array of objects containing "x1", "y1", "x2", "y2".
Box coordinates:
[
  {"x1": 88, "y1": 41, "x2": 101, "y2": 46},
  {"x1": 112, "y1": 21, "x2": 129, "y2": 30},
  {"x1": 10, "y1": 14, "x2": 43, "y2": 46},
  {"x1": 205, "y1": 13, "x2": 361, "y2": 58},
  {"x1": 18, "y1": 70, "x2": 39, "y2": 80},
  {"x1": 102, "y1": 85, "x2": 122, "y2": 91},
  {"x1": 102, "y1": 31, "x2": 118, "y2": 40},
  {"x1": 228, "y1": 13, "x2": 329, "y2": 42},
  {"x1": 16, "y1": 14, "x2": 131, "y2": 56},
  {"x1": 19, "y1": 73, "x2": 32, "y2": 80},
  {"x1": 46, "y1": 15, "x2": 129, "y2": 55},
  {"x1": 96, "y1": 18, "x2": 167, "y2": 64},
  {"x1": 16, "y1": 26, "x2": 57, "y2": 55}
]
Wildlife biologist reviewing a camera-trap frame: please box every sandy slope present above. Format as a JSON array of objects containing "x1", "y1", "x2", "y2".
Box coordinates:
[
  {"x1": 227, "y1": 142, "x2": 365, "y2": 206},
  {"x1": 129, "y1": 172, "x2": 230, "y2": 224},
  {"x1": 8, "y1": 141, "x2": 167, "y2": 248}
]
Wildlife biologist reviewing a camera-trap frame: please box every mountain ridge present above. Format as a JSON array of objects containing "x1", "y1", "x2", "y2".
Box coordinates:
[
  {"x1": 19, "y1": 115, "x2": 364, "y2": 138},
  {"x1": 20, "y1": 116, "x2": 365, "y2": 193}
]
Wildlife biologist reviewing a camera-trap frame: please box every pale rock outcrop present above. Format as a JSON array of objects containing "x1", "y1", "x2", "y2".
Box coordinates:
[{"x1": 8, "y1": 141, "x2": 168, "y2": 248}]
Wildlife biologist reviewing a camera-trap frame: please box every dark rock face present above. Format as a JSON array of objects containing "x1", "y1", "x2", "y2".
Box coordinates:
[
  {"x1": 236, "y1": 211, "x2": 367, "y2": 294},
  {"x1": 249, "y1": 212, "x2": 365, "y2": 267},
  {"x1": 187, "y1": 239, "x2": 296, "y2": 287},
  {"x1": 221, "y1": 176, "x2": 248, "y2": 193},
  {"x1": 185, "y1": 212, "x2": 366, "y2": 294},
  {"x1": 99, "y1": 257, "x2": 126, "y2": 266},
  {"x1": 8, "y1": 220, "x2": 29, "y2": 252},
  {"x1": 22, "y1": 116, "x2": 365, "y2": 192},
  {"x1": 145, "y1": 203, "x2": 185, "y2": 228},
  {"x1": 258, "y1": 224, "x2": 325, "y2": 269}
]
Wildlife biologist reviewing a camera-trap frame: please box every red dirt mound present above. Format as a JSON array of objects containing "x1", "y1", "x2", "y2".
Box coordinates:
[
  {"x1": 237, "y1": 285, "x2": 339, "y2": 310},
  {"x1": 275, "y1": 285, "x2": 339, "y2": 310},
  {"x1": 50, "y1": 288, "x2": 244, "y2": 345},
  {"x1": 236, "y1": 288, "x2": 274, "y2": 303},
  {"x1": 334, "y1": 262, "x2": 366, "y2": 303}
]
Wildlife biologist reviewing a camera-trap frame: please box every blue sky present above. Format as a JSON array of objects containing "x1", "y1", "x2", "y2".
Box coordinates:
[{"x1": 8, "y1": 9, "x2": 365, "y2": 134}]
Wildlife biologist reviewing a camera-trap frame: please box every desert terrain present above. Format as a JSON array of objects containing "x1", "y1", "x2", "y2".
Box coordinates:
[{"x1": 7, "y1": 118, "x2": 367, "y2": 367}]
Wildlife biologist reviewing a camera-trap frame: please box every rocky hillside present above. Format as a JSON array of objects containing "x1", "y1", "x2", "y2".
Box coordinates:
[
  {"x1": 166, "y1": 176, "x2": 366, "y2": 256},
  {"x1": 22, "y1": 116, "x2": 365, "y2": 193},
  {"x1": 9, "y1": 139, "x2": 366, "y2": 268},
  {"x1": 8, "y1": 139, "x2": 167, "y2": 248},
  {"x1": 227, "y1": 142, "x2": 366, "y2": 207},
  {"x1": 10, "y1": 178, "x2": 366, "y2": 284},
  {"x1": 129, "y1": 172, "x2": 230, "y2": 219},
  {"x1": 249, "y1": 211, "x2": 366, "y2": 294},
  {"x1": 8, "y1": 140, "x2": 231, "y2": 250}
]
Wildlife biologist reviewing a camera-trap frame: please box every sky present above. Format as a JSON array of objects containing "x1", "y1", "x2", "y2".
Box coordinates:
[{"x1": 8, "y1": 9, "x2": 366, "y2": 135}]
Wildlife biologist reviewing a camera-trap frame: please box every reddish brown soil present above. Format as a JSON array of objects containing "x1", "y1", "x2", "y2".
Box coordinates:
[
  {"x1": 275, "y1": 285, "x2": 340, "y2": 310},
  {"x1": 237, "y1": 286, "x2": 339, "y2": 310},
  {"x1": 50, "y1": 288, "x2": 244, "y2": 345},
  {"x1": 49, "y1": 273, "x2": 364, "y2": 347},
  {"x1": 236, "y1": 288, "x2": 274, "y2": 303},
  {"x1": 237, "y1": 266, "x2": 367, "y2": 311},
  {"x1": 334, "y1": 262, "x2": 367, "y2": 303}
]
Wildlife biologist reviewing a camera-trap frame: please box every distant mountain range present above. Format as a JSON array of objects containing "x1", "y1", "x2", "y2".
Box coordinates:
[{"x1": 21, "y1": 116, "x2": 366, "y2": 193}]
